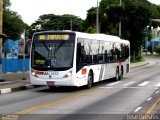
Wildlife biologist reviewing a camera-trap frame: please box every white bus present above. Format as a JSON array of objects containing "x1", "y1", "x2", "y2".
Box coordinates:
[{"x1": 30, "y1": 31, "x2": 130, "y2": 89}]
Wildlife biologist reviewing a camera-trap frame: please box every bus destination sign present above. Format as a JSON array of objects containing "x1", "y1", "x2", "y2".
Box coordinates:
[{"x1": 39, "y1": 34, "x2": 70, "y2": 40}]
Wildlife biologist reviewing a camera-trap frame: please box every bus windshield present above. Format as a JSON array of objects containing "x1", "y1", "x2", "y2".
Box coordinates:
[{"x1": 31, "y1": 39, "x2": 75, "y2": 71}]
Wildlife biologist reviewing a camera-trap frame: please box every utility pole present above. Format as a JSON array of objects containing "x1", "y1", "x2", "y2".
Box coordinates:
[
  {"x1": 96, "y1": 0, "x2": 99, "y2": 33},
  {"x1": 119, "y1": 0, "x2": 122, "y2": 37},
  {"x1": 70, "y1": 18, "x2": 72, "y2": 31},
  {"x1": 21, "y1": 30, "x2": 26, "y2": 80},
  {"x1": 0, "y1": 0, "x2": 3, "y2": 81}
]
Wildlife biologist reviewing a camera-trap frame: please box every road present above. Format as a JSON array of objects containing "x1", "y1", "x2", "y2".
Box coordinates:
[{"x1": 0, "y1": 56, "x2": 160, "y2": 120}]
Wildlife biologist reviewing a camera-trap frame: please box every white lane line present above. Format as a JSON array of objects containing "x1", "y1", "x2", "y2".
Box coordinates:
[
  {"x1": 1, "y1": 88, "x2": 12, "y2": 94},
  {"x1": 122, "y1": 81, "x2": 136, "y2": 87},
  {"x1": 106, "y1": 81, "x2": 122, "y2": 86},
  {"x1": 155, "y1": 82, "x2": 160, "y2": 87},
  {"x1": 138, "y1": 81, "x2": 150, "y2": 87},
  {"x1": 146, "y1": 97, "x2": 152, "y2": 101},
  {"x1": 99, "y1": 86, "x2": 139, "y2": 89},
  {"x1": 134, "y1": 107, "x2": 142, "y2": 112},
  {"x1": 155, "y1": 91, "x2": 160, "y2": 94}
]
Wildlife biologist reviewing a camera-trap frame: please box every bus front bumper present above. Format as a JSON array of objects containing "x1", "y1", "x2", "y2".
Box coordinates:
[{"x1": 30, "y1": 76, "x2": 77, "y2": 87}]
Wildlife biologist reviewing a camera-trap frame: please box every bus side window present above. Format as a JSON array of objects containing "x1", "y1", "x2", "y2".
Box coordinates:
[
  {"x1": 98, "y1": 55, "x2": 103, "y2": 63},
  {"x1": 115, "y1": 43, "x2": 121, "y2": 61},
  {"x1": 77, "y1": 43, "x2": 85, "y2": 65},
  {"x1": 104, "y1": 50, "x2": 109, "y2": 63}
]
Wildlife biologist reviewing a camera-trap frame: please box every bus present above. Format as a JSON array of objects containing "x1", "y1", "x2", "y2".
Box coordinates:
[{"x1": 30, "y1": 30, "x2": 130, "y2": 89}]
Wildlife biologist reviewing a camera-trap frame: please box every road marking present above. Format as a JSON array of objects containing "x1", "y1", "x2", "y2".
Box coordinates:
[
  {"x1": 14, "y1": 88, "x2": 99, "y2": 115},
  {"x1": 146, "y1": 97, "x2": 152, "y2": 101},
  {"x1": 122, "y1": 81, "x2": 136, "y2": 87},
  {"x1": 100, "y1": 86, "x2": 139, "y2": 89},
  {"x1": 146, "y1": 99, "x2": 160, "y2": 114},
  {"x1": 106, "y1": 81, "x2": 122, "y2": 86},
  {"x1": 138, "y1": 81, "x2": 150, "y2": 87},
  {"x1": 134, "y1": 107, "x2": 142, "y2": 112},
  {"x1": 155, "y1": 82, "x2": 160, "y2": 87},
  {"x1": 155, "y1": 91, "x2": 160, "y2": 94}
]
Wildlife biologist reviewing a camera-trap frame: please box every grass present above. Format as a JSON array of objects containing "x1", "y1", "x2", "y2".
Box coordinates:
[
  {"x1": 131, "y1": 55, "x2": 145, "y2": 63},
  {"x1": 144, "y1": 54, "x2": 160, "y2": 57}
]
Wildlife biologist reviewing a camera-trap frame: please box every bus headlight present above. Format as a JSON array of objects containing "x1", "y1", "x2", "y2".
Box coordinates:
[
  {"x1": 31, "y1": 71, "x2": 38, "y2": 77},
  {"x1": 64, "y1": 71, "x2": 72, "y2": 78},
  {"x1": 31, "y1": 69, "x2": 38, "y2": 77},
  {"x1": 32, "y1": 71, "x2": 36, "y2": 76}
]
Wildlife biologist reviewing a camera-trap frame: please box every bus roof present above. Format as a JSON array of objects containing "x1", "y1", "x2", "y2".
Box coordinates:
[
  {"x1": 74, "y1": 31, "x2": 129, "y2": 44},
  {"x1": 34, "y1": 30, "x2": 129, "y2": 44}
]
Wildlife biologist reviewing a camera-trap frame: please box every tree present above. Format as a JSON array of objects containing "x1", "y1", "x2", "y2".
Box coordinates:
[
  {"x1": 86, "y1": 0, "x2": 160, "y2": 60},
  {"x1": 122, "y1": 0, "x2": 151, "y2": 57},
  {"x1": 31, "y1": 14, "x2": 84, "y2": 32},
  {"x1": 85, "y1": 7, "x2": 97, "y2": 31},
  {"x1": 3, "y1": 0, "x2": 27, "y2": 39}
]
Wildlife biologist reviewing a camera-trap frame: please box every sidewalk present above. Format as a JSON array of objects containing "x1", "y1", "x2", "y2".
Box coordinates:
[{"x1": 0, "y1": 72, "x2": 31, "y2": 94}]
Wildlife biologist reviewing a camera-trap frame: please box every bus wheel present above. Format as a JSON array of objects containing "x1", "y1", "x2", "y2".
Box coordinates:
[
  {"x1": 48, "y1": 86, "x2": 55, "y2": 90},
  {"x1": 119, "y1": 67, "x2": 123, "y2": 80},
  {"x1": 86, "y1": 72, "x2": 93, "y2": 89},
  {"x1": 115, "y1": 68, "x2": 119, "y2": 81}
]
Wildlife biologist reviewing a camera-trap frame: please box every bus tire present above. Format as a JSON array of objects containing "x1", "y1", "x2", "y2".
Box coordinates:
[
  {"x1": 115, "y1": 68, "x2": 119, "y2": 81},
  {"x1": 119, "y1": 67, "x2": 123, "y2": 80},
  {"x1": 86, "y1": 72, "x2": 93, "y2": 89},
  {"x1": 48, "y1": 86, "x2": 55, "y2": 90}
]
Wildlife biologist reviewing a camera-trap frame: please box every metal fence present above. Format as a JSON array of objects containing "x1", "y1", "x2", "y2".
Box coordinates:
[{"x1": 2, "y1": 58, "x2": 29, "y2": 73}]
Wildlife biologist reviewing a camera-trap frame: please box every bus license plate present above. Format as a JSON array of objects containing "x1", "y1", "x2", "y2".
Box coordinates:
[
  {"x1": 47, "y1": 81, "x2": 54, "y2": 86},
  {"x1": 44, "y1": 71, "x2": 58, "y2": 75}
]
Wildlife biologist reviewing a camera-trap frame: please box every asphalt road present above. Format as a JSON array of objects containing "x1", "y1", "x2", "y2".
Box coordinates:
[{"x1": 0, "y1": 56, "x2": 160, "y2": 120}]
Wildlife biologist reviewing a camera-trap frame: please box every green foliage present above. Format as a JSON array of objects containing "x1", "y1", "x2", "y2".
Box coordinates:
[
  {"x1": 147, "y1": 45, "x2": 157, "y2": 54},
  {"x1": 86, "y1": 27, "x2": 96, "y2": 33},
  {"x1": 118, "y1": 0, "x2": 153, "y2": 58},
  {"x1": 3, "y1": 0, "x2": 10, "y2": 9},
  {"x1": 85, "y1": 0, "x2": 160, "y2": 60},
  {"x1": 155, "y1": 47, "x2": 160, "y2": 54},
  {"x1": 131, "y1": 55, "x2": 144, "y2": 63},
  {"x1": 3, "y1": 0, "x2": 28, "y2": 39},
  {"x1": 31, "y1": 14, "x2": 84, "y2": 32},
  {"x1": 85, "y1": 7, "x2": 97, "y2": 29}
]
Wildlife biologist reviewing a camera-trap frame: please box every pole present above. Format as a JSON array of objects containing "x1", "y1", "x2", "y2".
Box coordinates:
[
  {"x1": 145, "y1": 26, "x2": 149, "y2": 55},
  {"x1": 145, "y1": 36, "x2": 148, "y2": 55},
  {"x1": 119, "y1": 0, "x2": 122, "y2": 37},
  {"x1": 70, "y1": 18, "x2": 72, "y2": 31},
  {"x1": 22, "y1": 30, "x2": 26, "y2": 80},
  {"x1": 96, "y1": 0, "x2": 99, "y2": 33},
  {"x1": 152, "y1": 30, "x2": 154, "y2": 55},
  {"x1": 0, "y1": 0, "x2": 3, "y2": 81}
]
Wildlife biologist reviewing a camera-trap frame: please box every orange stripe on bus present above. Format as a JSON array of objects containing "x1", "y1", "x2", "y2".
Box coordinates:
[{"x1": 36, "y1": 71, "x2": 44, "y2": 75}]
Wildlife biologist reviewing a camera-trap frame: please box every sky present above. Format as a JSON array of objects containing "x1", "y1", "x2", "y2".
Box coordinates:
[{"x1": 10, "y1": 0, "x2": 160, "y2": 25}]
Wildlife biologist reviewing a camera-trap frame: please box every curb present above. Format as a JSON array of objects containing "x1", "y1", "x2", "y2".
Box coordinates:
[
  {"x1": 0, "y1": 84, "x2": 34, "y2": 94},
  {"x1": 130, "y1": 61, "x2": 149, "y2": 69}
]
